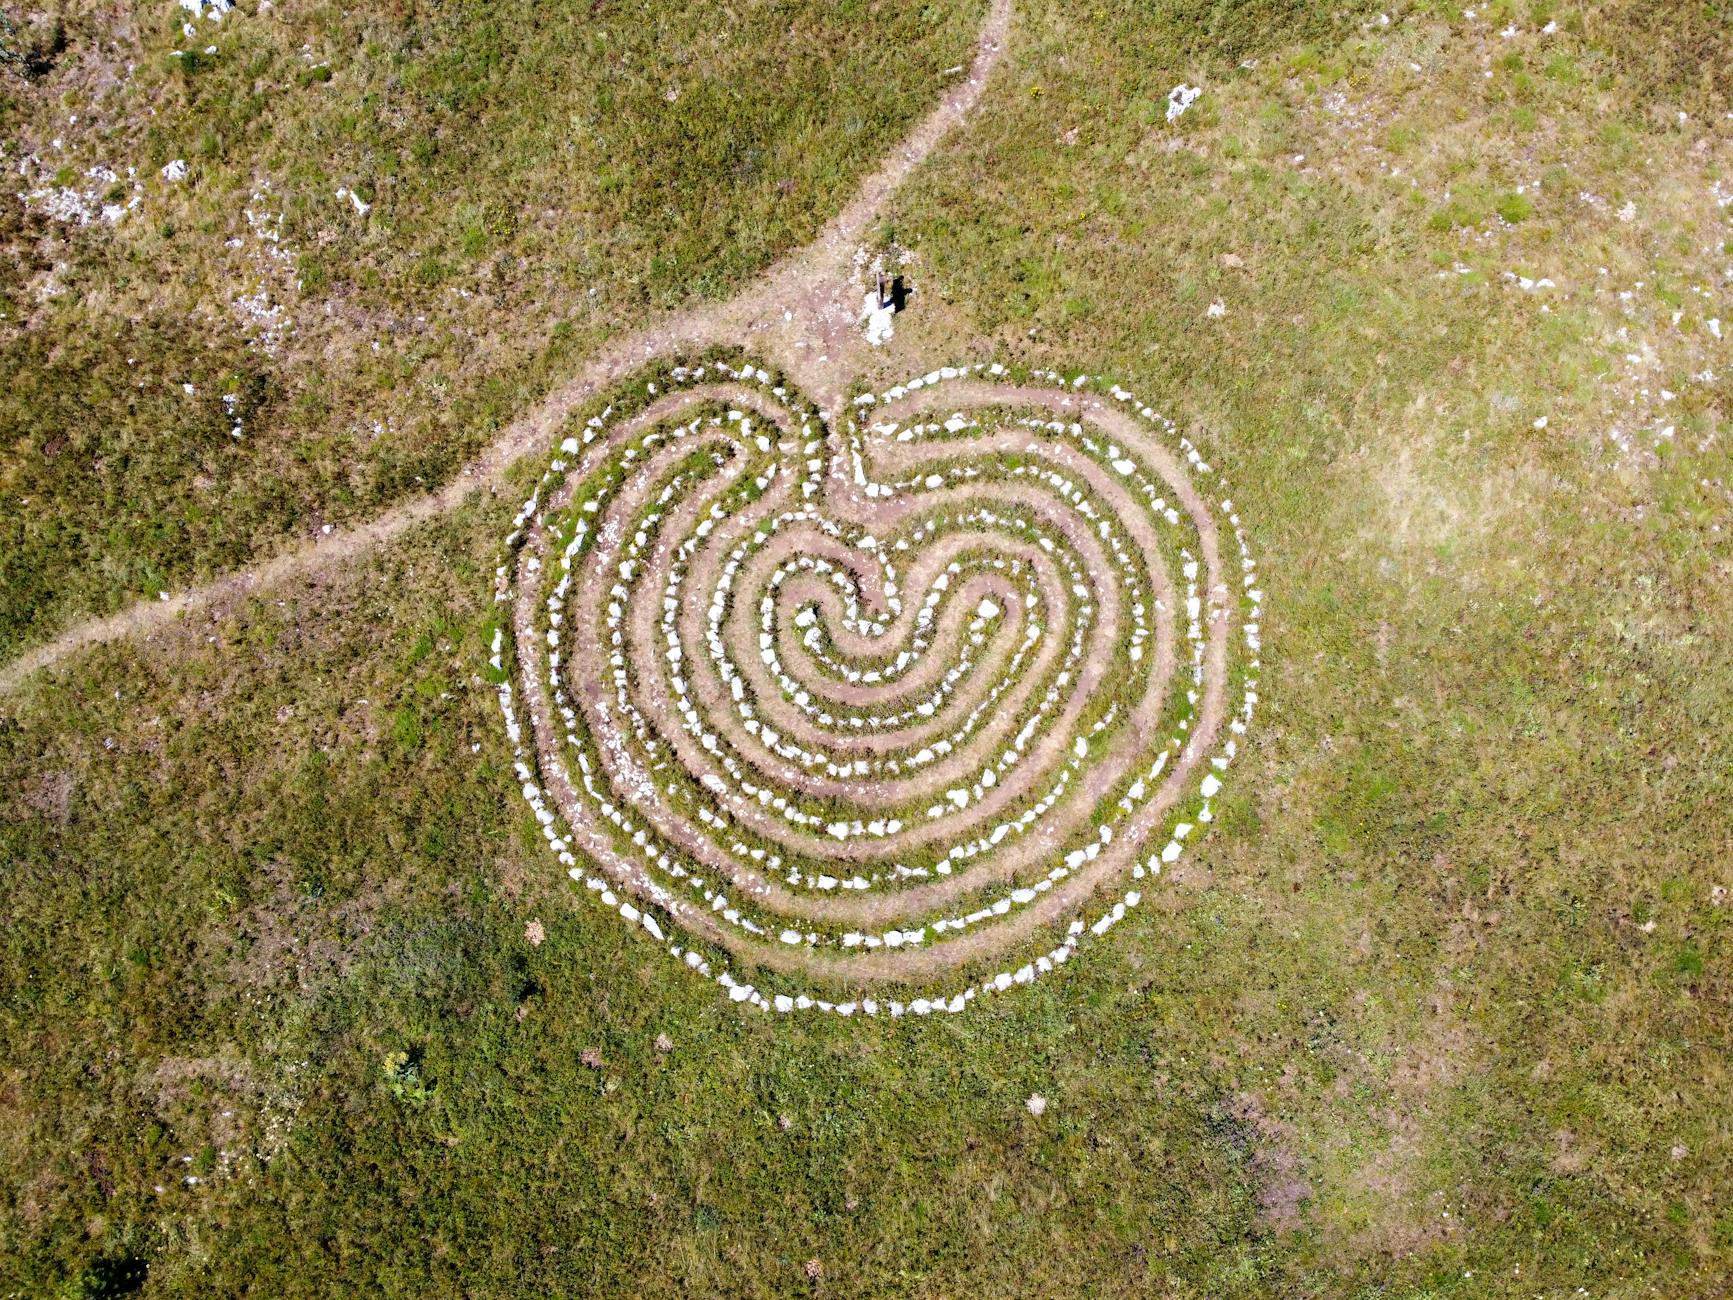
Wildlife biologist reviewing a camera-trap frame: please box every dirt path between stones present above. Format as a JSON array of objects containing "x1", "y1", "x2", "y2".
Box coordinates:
[
  {"x1": 505, "y1": 372, "x2": 1238, "y2": 986},
  {"x1": 0, "y1": 0, "x2": 1015, "y2": 698}
]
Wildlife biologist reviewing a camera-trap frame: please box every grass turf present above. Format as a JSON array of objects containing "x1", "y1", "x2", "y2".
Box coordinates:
[
  {"x1": 2, "y1": 0, "x2": 1731, "y2": 1295},
  {"x1": 0, "y1": 0, "x2": 983, "y2": 657}
]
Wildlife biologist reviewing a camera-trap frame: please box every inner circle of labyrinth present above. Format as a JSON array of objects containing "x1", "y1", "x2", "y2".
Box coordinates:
[{"x1": 493, "y1": 358, "x2": 1262, "y2": 1017}]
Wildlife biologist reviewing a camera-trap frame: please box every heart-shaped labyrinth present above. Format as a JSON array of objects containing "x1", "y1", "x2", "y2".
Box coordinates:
[{"x1": 492, "y1": 358, "x2": 1262, "y2": 1016}]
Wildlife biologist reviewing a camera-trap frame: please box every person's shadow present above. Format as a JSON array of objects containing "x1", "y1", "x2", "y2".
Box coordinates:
[{"x1": 877, "y1": 273, "x2": 910, "y2": 313}]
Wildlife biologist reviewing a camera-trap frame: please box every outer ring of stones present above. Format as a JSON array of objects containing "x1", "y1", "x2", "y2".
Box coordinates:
[{"x1": 493, "y1": 357, "x2": 1263, "y2": 1017}]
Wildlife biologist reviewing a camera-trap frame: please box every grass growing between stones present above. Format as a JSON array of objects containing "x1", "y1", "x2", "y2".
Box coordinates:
[{"x1": 3, "y1": 0, "x2": 1732, "y2": 1296}]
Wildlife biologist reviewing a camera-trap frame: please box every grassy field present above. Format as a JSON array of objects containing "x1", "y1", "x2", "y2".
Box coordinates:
[
  {"x1": 3, "y1": 0, "x2": 1732, "y2": 1296},
  {"x1": 0, "y1": 0, "x2": 982, "y2": 656}
]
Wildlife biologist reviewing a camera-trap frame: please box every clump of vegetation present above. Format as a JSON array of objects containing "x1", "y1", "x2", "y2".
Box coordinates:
[
  {"x1": 0, "y1": 10, "x2": 66, "y2": 79},
  {"x1": 1495, "y1": 189, "x2": 1535, "y2": 224},
  {"x1": 381, "y1": 1049, "x2": 435, "y2": 1106}
]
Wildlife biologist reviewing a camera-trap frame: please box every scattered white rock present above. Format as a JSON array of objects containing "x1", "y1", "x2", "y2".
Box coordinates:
[{"x1": 861, "y1": 291, "x2": 895, "y2": 346}]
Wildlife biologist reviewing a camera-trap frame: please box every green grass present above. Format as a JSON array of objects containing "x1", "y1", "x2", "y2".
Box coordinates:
[
  {"x1": 3, "y1": 0, "x2": 1733, "y2": 1295},
  {"x1": 0, "y1": 0, "x2": 982, "y2": 657}
]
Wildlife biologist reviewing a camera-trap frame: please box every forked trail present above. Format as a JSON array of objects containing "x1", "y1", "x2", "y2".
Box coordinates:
[{"x1": 0, "y1": 0, "x2": 1015, "y2": 696}]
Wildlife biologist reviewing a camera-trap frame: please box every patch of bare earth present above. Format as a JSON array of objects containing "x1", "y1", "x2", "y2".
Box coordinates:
[
  {"x1": 1223, "y1": 1091, "x2": 1313, "y2": 1234},
  {"x1": 20, "y1": 768, "x2": 74, "y2": 821},
  {"x1": 214, "y1": 857, "x2": 401, "y2": 995},
  {"x1": 1339, "y1": 988, "x2": 1476, "y2": 1257}
]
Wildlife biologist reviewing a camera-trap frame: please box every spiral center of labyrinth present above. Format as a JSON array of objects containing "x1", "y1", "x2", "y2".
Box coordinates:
[{"x1": 492, "y1": 360, "x2": 1262, "y2": 1016}]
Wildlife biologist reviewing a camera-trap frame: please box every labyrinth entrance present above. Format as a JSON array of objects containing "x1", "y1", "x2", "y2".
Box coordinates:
[{"x1": 494, "y1": 359, "x2": 1261, "y2": 1016}]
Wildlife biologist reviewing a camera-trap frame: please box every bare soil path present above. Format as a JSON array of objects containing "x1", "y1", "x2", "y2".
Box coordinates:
[{"x1": 0, "y1": 0, "x2": 1015, "y2": 697}]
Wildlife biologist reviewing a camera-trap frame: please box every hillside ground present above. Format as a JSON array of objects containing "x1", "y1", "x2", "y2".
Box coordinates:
[{"x1": 2, "y1": 1, "x2": 1731, "y2": 1296}]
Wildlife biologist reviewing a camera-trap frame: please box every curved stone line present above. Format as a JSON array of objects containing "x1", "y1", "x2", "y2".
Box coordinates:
[
  {"x1": 495, "y1": 359, "x2": 1263, "y2": 1015},
  {"x1": 506, "y1": 367, "x2": 1220, "y2": 956},
  {"x1": 516, "y1": 370, "x2": 1192, "y2": 915}
]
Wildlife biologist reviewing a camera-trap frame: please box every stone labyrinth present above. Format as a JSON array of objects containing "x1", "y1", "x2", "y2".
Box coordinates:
[{"x1": 493, "y1": 358, "x2": 1262, "y2": 1017}]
